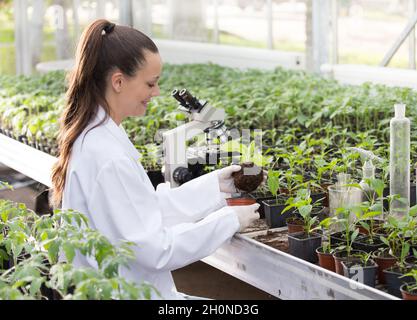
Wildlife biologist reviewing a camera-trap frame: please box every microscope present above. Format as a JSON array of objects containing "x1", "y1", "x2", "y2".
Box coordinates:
[{"x1": 162, "y1": 89, "x2": 228, "y2": 188}]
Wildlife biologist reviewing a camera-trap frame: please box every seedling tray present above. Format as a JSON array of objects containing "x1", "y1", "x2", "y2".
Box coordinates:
[
  {"x1": 0, "y1": 133, "x2": 399, "y2": 300},
  {"x1": 0, "y1": 133, "x2": 56, "y2": 186},
  {"x1": 203, "y1": 226, "x2": 398, "y2": 300}
]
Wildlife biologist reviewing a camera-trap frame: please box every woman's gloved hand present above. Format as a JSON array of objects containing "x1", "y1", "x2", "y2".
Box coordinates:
[
  {"x1": 217, "y1": 165, "x2": 242, "y2": 193},
  {"x1": 230, "y1": 203, "x2": 260, "y2": 232}
]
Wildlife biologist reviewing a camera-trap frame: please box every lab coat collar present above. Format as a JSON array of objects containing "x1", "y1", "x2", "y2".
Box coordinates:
[{"x1": 91, "y1": 106, "x2": 142, "y2": 161}]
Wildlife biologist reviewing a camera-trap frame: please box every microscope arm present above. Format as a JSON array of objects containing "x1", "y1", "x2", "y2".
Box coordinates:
[{"x1": 163, "y1": 121, "x2": 213, "y2": 187}]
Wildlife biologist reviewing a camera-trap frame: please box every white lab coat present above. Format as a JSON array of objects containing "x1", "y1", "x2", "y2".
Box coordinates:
[{"x1": 62, "y1": 106, "x2": 240, "y2": 299}]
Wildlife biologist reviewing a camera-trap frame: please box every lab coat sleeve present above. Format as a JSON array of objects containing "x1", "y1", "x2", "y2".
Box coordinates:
[
  {"x1": 87, "y1": 157, "x2": 240, "y2": 272},
  {"x1": 155, "y1": 170, "x2": 228, "y2": 226}
]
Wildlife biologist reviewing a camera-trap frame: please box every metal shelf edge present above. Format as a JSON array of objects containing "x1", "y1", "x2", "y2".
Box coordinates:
[
  {"x1": 0, "y1": 133, "x2": 399, "y2": 300},
  {"x1": 0, "y1": 133, "x2": 56, "y2": 187},
  {"x1": 203, "y1": 232, "x2": 398, "y2": 300}
]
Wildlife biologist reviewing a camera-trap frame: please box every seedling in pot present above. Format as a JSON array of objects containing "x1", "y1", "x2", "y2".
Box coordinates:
[
  {"x1": 334, "y1": 206, "x2": 361, "y2": 257},
  {"x1": 349, "y1": 178, "x2": 385, "y2": 244},
  {"x1": 282, "y1": 189, "x2": 321, "y2": 236},
  {"x1": 267, "y1": 170, "x2": 281, "y2": 204},
  {"x1": 341, "y1": 251, "x2": 378, "y2": 287},
  {"x1": 233, "y1": 162, "x2": 264, "y2": 193},
  {"x1": 319, "y1": 216, "x2": 338, "y2": 254},
  {"x1": 220, "y1": 140, "x2": 271, "y2": 193},
  {"x1": 378, "y1": 208, "x2": 416, "y2": 273},
  {"x1": 284, "y1": 189, "x2": 323, "y2": 263},
  {"x1": 400, "y1": 269, "x2": 417, "y2": 298},
  {"x1": 310, "y1": 157, "x2": 338, "y2": 193},
  {"x1": 349, "y1": 251, "x2": 374, "y2": 267}
]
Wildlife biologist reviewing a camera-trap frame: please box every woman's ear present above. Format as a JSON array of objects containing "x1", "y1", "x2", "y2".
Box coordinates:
[{"x1": 110, "y1": 72, "x2": 123, "y2": 93}]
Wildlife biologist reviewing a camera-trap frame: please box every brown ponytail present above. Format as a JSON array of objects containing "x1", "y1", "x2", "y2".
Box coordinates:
[{"x1": 51, "y1": 19, "x2": 158, "y2": 208}]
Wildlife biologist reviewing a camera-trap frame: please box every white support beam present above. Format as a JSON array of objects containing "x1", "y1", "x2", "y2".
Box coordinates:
[
  {"x1": 213, "y1": 0, "x2": 219, "y2": 44},
  {"x1": 119, "y1": 0, "x2": 133, "y2": 26},
  {"x1": 409, "y1": 0, "x2": 416, "y2": 69},
  {"x1": 96, "y1": 0, "x2": 105, "y2": 18},
  {"x1": 266, "y1": 0, "x2": 273, "y2": 49},
  {"x1": 72, "y1": 0, "x2": 81, "y2": 42},
  {"x1": 132, "y1": 0, "x2": 152, "y2": 35},
  {"x1": 14, "y1": 0, "x2": 31, "y2": 75},
  {"x1": 30, "y1": 0, "x2": 44, "y2": 69},
  {"x1": 331, "y1": 0, "x2": 339, "y2": 65},
  {"x1": 312, "y1": 0, "x2": 331, "y2": 73},
  {"x1": 321, "y1": 63, "x2": 417, "y2": 90},
  {"x1": 380, "y1": 9, "x2": 417, "y2": 67},
  {"x1": 35, "y1": 40, "x2": 305, "y2": 73}
]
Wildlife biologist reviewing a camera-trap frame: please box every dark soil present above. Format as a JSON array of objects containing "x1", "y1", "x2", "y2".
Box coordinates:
[
  {"x1": 242, "y1": 218, "x2": 269, "y2": 233},
  {"x1": 253, "y1": 230, "x2": 289, "y2": 253},
  {"x1": 286, "y1": 217, "x2": 303, "y2": 225},
  {"x1": 233, "y1": 162, "x2": 263, "y2": 193}
]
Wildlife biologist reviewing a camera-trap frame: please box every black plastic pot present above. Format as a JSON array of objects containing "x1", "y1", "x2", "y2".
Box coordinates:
[
  {"x1": 146, "y1": 170, "x2": 165, "y2": 190},
  {"x1": 341, "y1": 259, "x2": 378, "y2": 287},
  {"x1": 332, "y1": 249, "x2": 366, "y2": 275},
  {"x1": 352, "y1": 235, "x2": 387, "y2": 253},
  {"x1": 330, "y1": 231, "x2": 365, "y2": 246},
  {"x1": 248, "y1": 191, "x2": 274, "y2": 219},
  {"x1": 410, "y1": 243, "x2": 417, "y2": 256},
  {"x1": 310, "y1": 207, "x2": 328, "y2": 222},
  {"x1": 383, "y1": 266, "x2": 414, "y2": 298},
  {"x1": 405, "y1": 255, "x2": 417, "y2": 268},
  {"x1": 263, "y1": 198, "x2": 294, "y2": 228},
  {"x1": 287, "y1": 232, "x2": 322, "y2": 263},
  {"x1": 311, "y1": 192, "x2": 327, "y2": 207}
]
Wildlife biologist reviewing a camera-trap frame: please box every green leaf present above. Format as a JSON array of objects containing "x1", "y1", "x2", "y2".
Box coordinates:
[
  {"x1": 369, "y1": 179, "x2": 385, "y2": 198},
  {"x1": 401, "y1": 243, "x2": 410, "y2": 261},
  {"x1": 63, "y1": 242, "x2": 75, "y2": 263},
  {"x1": 1, "y1": 211, "x2": 8, "y2": 222},
  {"x1": 29, "y1": 278, "x2": 43, "y2": 296},
  {"x1": 369, "y1": 203, "x2": 383, "y2": 212},
  {"x1": 319, "y1": 217, "x2": 334, "y2": 229},
  {"x1": 267, "y1": 170, "x2": 280, "y2": 196},
  {"x1": 380, "y1": 236, "x2": 390, "y2": 247},
  {"x1": 351, "y1": 228, "x2": 359, "y2": 243},
  {"x1": 361, "y1": 211, "x2": 382, "y2": 220},
  {"x1": 409, "y1": 204, "x2": 417, "y2": 216},
  {"x1": 47, "y1": 240, "x2": 60, "y2": 263},
  {"x1": 299, "y1": 205, "x2": 312, "y2": 219}
]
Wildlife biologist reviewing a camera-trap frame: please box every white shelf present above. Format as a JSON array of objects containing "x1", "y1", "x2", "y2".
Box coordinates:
[
  {"x1": 203, "y1": 228, "x2": 397, "y2": 300},
  {"x1": 0, "y1": 133, "x2": 56, "y2": 187},
  {"x1": 0, "y1": 133, "x2": 398, "y2": 300}
]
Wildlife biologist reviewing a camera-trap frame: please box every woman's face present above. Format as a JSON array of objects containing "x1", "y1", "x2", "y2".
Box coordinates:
[
  {"x1": 124, "y1": 50, "x2": 162, "y2": 117},
  {"x1": 108, "y1": 50, "x2": 162, "y2": 123}
]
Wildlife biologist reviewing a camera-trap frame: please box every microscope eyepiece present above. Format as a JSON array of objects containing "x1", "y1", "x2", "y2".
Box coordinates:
[
  {"x1": 172, "y1": 89, "x2": 187, "y2": 106},
  {"x1": 172, "y1": 88, "x2": 205, "y2": 112}
]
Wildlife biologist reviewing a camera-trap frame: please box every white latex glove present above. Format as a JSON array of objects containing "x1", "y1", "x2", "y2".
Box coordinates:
[
  {"x1": 230, "y1": 203, "x2": 260, "y2": 232},
  {"x1": 217, "y1": 165, "x2": 242, "y2": 193}
]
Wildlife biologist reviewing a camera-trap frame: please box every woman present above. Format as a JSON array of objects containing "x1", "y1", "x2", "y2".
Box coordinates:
[{"x1": 51, "y1": 19, "x2": 260, "y2": 299}]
